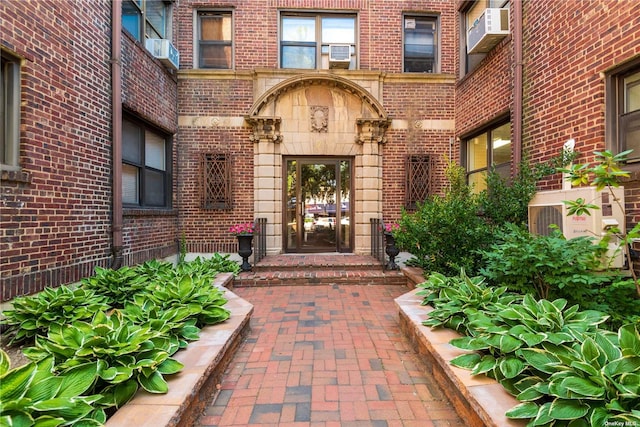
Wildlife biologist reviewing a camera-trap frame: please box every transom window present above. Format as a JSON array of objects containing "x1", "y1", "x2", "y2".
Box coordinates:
[
  {"x1": 464, "y1": 121, "x2": 512, "y2": 192},
  {"x1": 403, "y1": 16, "x2": 438, "y2": 73},
  {"x1": 122, "y1": 118, "x2": 171, "y2": 208},
  {"x1": 280, "y1": 13, "x2": 356, "y2": 70},
  {"x1": 122, "y1": 0, "x2": 171, "y2": 41},
  {"x1": 197, "y1": 11, "x2": 233, "y2": 69},
  {"x1": 1, "y1": 49, "x2": 21, "y2": 170}
]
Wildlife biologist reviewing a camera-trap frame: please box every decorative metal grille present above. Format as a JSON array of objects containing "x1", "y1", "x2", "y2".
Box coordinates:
[
  {"x1": 405, "y1": 155, "x2": 432, "y2": 210},
  {"x1": 201, "y1": 153, "x2": 231, "y2": 209}
]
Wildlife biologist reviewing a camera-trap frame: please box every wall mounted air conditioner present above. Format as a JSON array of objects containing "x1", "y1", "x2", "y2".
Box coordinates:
[
  {"x1": 528, "y1": 186, "x2": 626, "y2": 268},
  {"x1": 328, "y1": 44, "x2": 351, "y2": 69},
  {"x1": 145, "y1": 38, "x2": 180, "y2": 71},
  {"x1": 467, "y1": 8, "x2": 510, "y2": 54}
]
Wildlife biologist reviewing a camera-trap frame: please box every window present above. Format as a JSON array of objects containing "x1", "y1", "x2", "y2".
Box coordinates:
[
  {"x1": 197, "y1": 11, "x2": 232, "y2": 69},
  {"x1": 405, "y1": 155, "x2": 432, "y2": 209},
  {"x1": 461, "y1": 0, "x2": 509, "y2": 74},
  {"x1": 1, "y1": 49, "x2": 21, "y2": 170},
  {"x1": 280, "y1": 12, "x2": 356, "y2": 70},
  {"x1": 122, "y1": 118, "x2": 171, "y2": 208},
  {"x1": 403, "y1": 16, "x2": 438, "y2": 73},
  {"x1": 464, "y1": 121, "x2": 511, "y2": 192},
  {"x1": 202, "y1": 153, "x2": 231, "y2": 209},
  {"x1": 122, "y1": 0, "x2": 170, "y2": 41},
  {"x1": 607, "y1": 62, "x2": 640, "y2": 162}
]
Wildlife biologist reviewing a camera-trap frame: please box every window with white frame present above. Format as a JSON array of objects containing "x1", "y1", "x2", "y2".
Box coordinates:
[
  {"x1": 280, "y1": 12, "x2": 356, "y2": 70},
  {"x1": 122, "y1": 0, "x2": 171, "y2": 41},
  {"x1": 403, "y1": 15, "x2": 438, "y2": 73},
  {"x1": 464, "y1": 121, "x2": 512, "y2": 192},
  {"x1": 1, "y1": 49, "x2": 21, "y2": 170},
  {"x1": 122, "y1": 117, "x2": 171, "y2": 208},
  {"x1": 606, "y1": 61, "x2": 640, "y2": 162},
  {"x1": 197, "y1": 11, "x2": 233, "y2": 69}
]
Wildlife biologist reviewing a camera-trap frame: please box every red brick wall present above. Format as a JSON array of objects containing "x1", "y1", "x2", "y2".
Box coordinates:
[
  {"x1": 175, "y1": 0, "x2": 458, "y2": 241},
  {"x1": 520, "y1": 0, "x2": 640, "y2": 225},
  {"x1": 0, "y1": 1, "x2": 180, "y2": 301},
  {"x1": 121, "y1": 32, "x2": 180, "y2": 265},
  {"x1": 1, "y1": 0, "x2": 113, "y2": 301}
]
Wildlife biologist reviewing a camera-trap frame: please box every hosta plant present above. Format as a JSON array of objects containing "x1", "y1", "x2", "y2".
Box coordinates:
[
  {"x1": 0, "y1": 350, "x2": 105, "y2": 426},
  {"x1": 24, "y1": 310, "x2": 184, "y2": 403},
  {"x1": 417, "y1": 271, "x2": 521, "y2": 334},
  {"x1": 0, "y1": 285, "x2": 110, "y2": 345},
  {"x1": 145, "y1": 273, "x2": 230, "y2": 327},
  {"x1": 81, "y1": 266, "x2": 149, "y2": 307},
  {"x1": 506, "y1": 324, "x2": 640, "y2": 426},
  {"x1": 122, "y1": 295, "x2": 201, "y2": 350}
]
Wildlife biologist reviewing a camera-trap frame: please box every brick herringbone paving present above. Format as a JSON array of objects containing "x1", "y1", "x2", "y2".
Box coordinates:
[{"x1": 196, "y1": 285, "x2": 466, "y2": 427}]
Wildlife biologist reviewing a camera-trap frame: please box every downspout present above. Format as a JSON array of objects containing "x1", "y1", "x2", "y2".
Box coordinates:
[
  {"x1": 111, "y1": 0, "x2": 124, "y2": 268},
  {"x1": 513, "y1": 0, "x2": 523, "y2": 171}
]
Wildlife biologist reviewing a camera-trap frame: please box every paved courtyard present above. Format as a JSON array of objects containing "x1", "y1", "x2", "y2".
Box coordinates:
[{"x1": 196, "y1": 284, "x2": 465, "y2": 426}]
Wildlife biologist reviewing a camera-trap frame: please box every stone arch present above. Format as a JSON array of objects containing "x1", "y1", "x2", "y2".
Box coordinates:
[{"x1": 247, "y1": 74, "x2": 389, "y2": 120}]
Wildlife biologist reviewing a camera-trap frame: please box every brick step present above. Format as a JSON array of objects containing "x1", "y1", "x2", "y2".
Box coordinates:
[
  {"x1": 250, "y1": 253, "x2": 386, "y2": 272},
  {"x1": 233, "y1": 269, "x2": 407, "y2": 287}
]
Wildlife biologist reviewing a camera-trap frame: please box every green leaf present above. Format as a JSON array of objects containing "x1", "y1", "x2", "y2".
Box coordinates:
[
  {"x1": 560, "y1": 377, "x2": 605, "y2": 398},
  {"x1": 0, "y1": 350, "x2": 10, "y2": 376},
  {"x1": 517, "y1": 385, "x2": 544, "y2": 402},
  {"x1": 450, "y1": 353, "x2": 481, "y2": 370},
  {"x1": 138, "y1": 371, "x2": 168, "y2": 394},
  {"x1": 619, "y1": 324, "x2": 640, "y2": 357},
  {"x1": 25, "y1": 376, "x2": 63, "y2": 401},
  {"x1": 472, "y1": 354, "x2": 498, "y2": 375},
  {"x1": 157, "y1": 358, "x2": 184, "y2": 375},
  {"x1": 58, "y1": 362, "x2": 98, "y2": 398},
  {"x1": 0, "y1": 362, "x2": 37, "y2": 402},
  {"x1": 499, "y1": 357, "x2": 526, "y2": 379},
  {"x1": 505, "y1": 401, "x2": 539, "y2": 419},
  {"x1": 548, "y1": 398, "x2": 590, "y2": 420},
  {"x1": 603, "y1": 356, "x2": 640, "y2": 378},
  {"x1": 518, "y1": 348, "x2": 561, "y2": 374},
  {"x1": 450, "y1": 336, "x2": 488, "y2": 351}
]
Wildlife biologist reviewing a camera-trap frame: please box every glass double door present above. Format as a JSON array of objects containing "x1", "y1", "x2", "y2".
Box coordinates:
[{"x1": 285, "y1": 158, "x2": 352, "y2": 252}]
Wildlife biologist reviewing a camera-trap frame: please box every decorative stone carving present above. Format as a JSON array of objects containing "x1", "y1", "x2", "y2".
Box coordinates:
[
  {"x1": 355, "y1": 118, "x2": 392, "y2": 144},
  {"x1": 245, "y1": 116, "x2": 283, "y2": 143},
  {"x1": 310, "y1": 106, "x2": 329, "y2": 132}
]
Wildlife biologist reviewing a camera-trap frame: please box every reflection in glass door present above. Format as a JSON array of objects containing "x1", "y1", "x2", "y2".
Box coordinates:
[{"x1": 285, "y1": 158, "x2": 352, "y2": 252}]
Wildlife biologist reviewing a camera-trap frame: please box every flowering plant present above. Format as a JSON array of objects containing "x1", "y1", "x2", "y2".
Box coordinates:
[
  {"x1": 382, "y1": 223, "x2": 400, "y2": 233},
  {"x1": 229, "y1": 222, "x2": 254, "y2": 236}
]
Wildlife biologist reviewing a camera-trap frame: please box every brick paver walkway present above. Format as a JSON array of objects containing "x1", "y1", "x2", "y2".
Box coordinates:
[{"x1": 196, "y1": 285, "x2": 465, "y2": 427}]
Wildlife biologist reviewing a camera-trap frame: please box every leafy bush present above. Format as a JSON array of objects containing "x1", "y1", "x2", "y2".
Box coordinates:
[
  {"x1": 1, "y1": 286, "x2": 110, "y2": 345},
  {"x1": 418, "y1": 270, "x2": 640, "y2": 426},
  {"x1": 81, "y1": 266, "x2": 149, "y2": 308},
  {"x1": 479, "y1": 224, "x2": 612, "y2": 301},
  {"x1": 395, "y1": 162, "x2": 494, "y2": 276},
  {"x1": 0, "y1": 350, "x2": 105, "y2": 426}
]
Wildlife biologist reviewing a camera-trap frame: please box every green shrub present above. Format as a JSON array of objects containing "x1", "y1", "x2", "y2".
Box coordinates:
[
  {"x1": 81, "y1": 266, "x2": 149, "y2": 308},
  {"x1": 0, "y1": 286, "x2": 110, "y2": 345},
  {"x1": 0, "y1": 350, "x2": 105, "y2": 426},
  {"x1": 479, "y1": 223, "x2": 612, "y2": 301},
  {"x1": 419, "y1": 271, "x2": 640, "y2": 426},
  {"x1": 395, "y1": 162, "x2": 494, "y2": 276}
]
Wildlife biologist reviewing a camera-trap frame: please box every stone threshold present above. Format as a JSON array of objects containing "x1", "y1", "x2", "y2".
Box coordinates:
[
  {"x1": 105, "y1": 273, "x2": 253, "y2": 427},
  {"x1": 396, "y1": 280, "x2": 526, "y2": 427}
]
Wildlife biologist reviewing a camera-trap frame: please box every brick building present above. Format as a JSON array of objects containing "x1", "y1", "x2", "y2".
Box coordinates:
[{"x1": 2, "y1": 0, "x2": 639, "y2": 301}]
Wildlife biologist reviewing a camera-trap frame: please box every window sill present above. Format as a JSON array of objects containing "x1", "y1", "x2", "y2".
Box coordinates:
[
  {"x1": 1, "y1": 169, "x2": 31, "y2": 184},
  {"x1": 123, "y1": 208, "x2": 178, "y2": 217}
]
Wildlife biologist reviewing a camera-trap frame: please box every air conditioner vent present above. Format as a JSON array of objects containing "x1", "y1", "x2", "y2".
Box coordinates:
[
  {"x1": 145, "y1": 38, "x2": 180, "y2": 70},
  {"x1": 467, "y1": 8, "x2": 510, "y2": 54},
  {"x1": 329, "y1": 44, "x2": 351, "y2": 69}
]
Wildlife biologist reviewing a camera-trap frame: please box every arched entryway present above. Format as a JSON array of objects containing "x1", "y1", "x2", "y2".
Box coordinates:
[{"x1": 245, "y1": 74, "x2": 390, "y2": 255}]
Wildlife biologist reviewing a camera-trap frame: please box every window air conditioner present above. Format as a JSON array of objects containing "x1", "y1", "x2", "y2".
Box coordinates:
[
  {"x1": 145, "y1": 38, "x2": 180, "y2": 71},
  {"x1": 328, "y1": 44, "x2": 351, "y2": 69},
  {"x1": 528, "y1": 186, "x2": 626, "y2": 268},
  {"x1": 467, "y1": 8, "x2": 510, "y2": 54}
]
